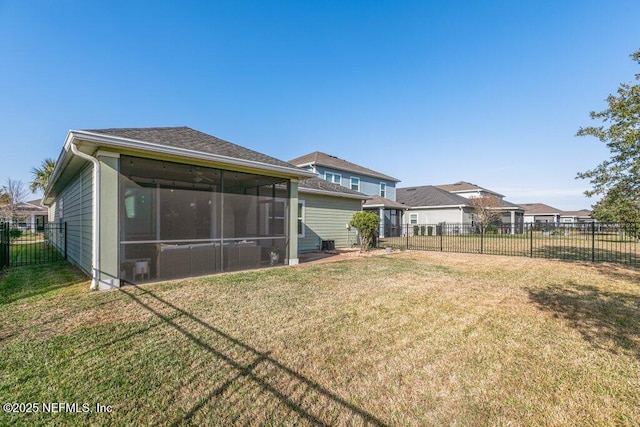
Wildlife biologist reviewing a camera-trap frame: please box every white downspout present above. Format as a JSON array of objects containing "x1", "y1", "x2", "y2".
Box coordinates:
[{"x1": 69, "y1": 143, "x2": 100, "y2": 290}]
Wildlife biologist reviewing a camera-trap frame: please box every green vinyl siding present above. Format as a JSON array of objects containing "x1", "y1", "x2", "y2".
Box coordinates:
[
  {"x1": 51, "y1": 164, "x2": 93, "y2": 274},
  {"x1": 298, "y1": 193, "x2": 361, "y2": 253}
]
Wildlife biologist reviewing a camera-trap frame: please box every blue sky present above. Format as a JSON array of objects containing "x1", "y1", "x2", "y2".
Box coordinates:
[{"x1": 1, "y1": 1, "x2": 639, "y2": 210}]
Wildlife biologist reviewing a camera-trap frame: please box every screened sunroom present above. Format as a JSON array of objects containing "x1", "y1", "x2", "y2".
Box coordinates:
[{"x1": 119, "y1": 156, "x2": 292, "y2": 283}]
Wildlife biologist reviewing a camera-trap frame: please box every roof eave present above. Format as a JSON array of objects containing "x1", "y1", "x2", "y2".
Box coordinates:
[
  {"x1": 73, "y1": 130, "x2": 316, "y2": 178},
  {"x1": 43, "y1": 130, "x2": 316, "y2": 205}
]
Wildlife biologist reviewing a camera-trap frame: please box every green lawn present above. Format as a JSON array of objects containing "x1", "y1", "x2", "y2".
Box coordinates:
[
  {"x1": 8, "y1": 232, "x2": 66, "y2": 267},
  {"x1": 1, "y1": 253, "x2": 639, "y2": 426},
  {"x1": 381, "y1": 233, "x2": 640, "y2": 265}
]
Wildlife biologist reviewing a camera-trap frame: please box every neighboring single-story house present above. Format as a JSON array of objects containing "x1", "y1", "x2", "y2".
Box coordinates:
[
  {"x1": 44, "y1": 127, "x2": 369, "y2": 290},
  {"x1": 559, "y1": 209, "x2": 593, "y2": 224},
  {"x1": 0, "y1": 199, "x2": 48, "y2": 231},
  {"x1": 521, "y1": 203, "x2": 593, "y2": 225},
  {"x1": 520, "y1": 203, "x2": 563, "y2": 225},
  {"x1": 289, "y1": 151, "x2": 402, "y2": 237}
]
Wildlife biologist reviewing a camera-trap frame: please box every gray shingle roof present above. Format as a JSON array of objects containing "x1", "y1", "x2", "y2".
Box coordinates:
[
  {"x1": 561, "y1": 210, "x2": 592, "y2": 217},
  {"x1": 363, "y1": 195, "x2": 407, "y2": 209},
  {"x1": 298, "y1": 177, "x2": 368, "y2": 199},
  {"x1": 435, "y1": 181, "x2": 504, "y2": 198},
  {"x1": 496, "y1": 199, "x2": 523, "y2": 209},
  {"x1": 397, "y1": 186, "x2": 472, "y2": 207},
  {"x1": 289, "y1": 151, "x2": 400, "y2": 182},
  {"x1": 85, "y1": 127, "x2": 298, "y2": 170},
  {"x1": 519, "y1": 203, "x2": 563, "y2": 214},
  {"x1": 562, "y1": 209, "x2": 591, "y2": 217}
]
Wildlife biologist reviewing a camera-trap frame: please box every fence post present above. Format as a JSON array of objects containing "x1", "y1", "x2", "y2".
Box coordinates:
[
  {"x1": 529, "y1": 224, "x2": 533, "y2": 258},
  {"x1": 440, "y1": 226, "x2": 443, "y2": 252},
  {"x1": 591, "y1": 222, "x2": 595, "y2": 262},
  {"x1": 480, "y1": 225, "x2": 484, "y2": 254},
  {"x1": 406, "y1": 224, "x2": 409, "y2": 250}
]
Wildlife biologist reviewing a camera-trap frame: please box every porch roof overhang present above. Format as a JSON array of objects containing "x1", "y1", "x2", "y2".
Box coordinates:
[
  {"x1": 363, "y1": 195, "x2": 407, "y2": 210},
  {"x1": 44, "y1": 130, "x2": 316, "y2": 205}
]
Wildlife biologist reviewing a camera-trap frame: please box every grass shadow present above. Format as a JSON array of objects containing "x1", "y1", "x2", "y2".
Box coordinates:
[
  {"x1": 0, "y1": 261, "x2": 87, "y2": 306},
  {"x1": 531, "y1": 244, "x2": 640, "y2": 267},
  {"x1": 120, "y1": 287, "x2": 387, "y2": 426},
  {"x1": 528, "y1": 281, "x2": 640, "y2": 359}
]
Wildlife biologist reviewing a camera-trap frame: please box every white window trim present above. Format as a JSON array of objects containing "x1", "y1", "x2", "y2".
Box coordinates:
[
  {"x1": 410, "y1": 213, "x2": 418, "y2": 224},
  {"x1": 297, "y1": 200, "x2": 306, "y2": 238},
  {"x1": 325, "y1": 172, "x2": 342, "y2": 185},
  {"x1": 380, "y1": 182, "x2": 386, "y2": 198},
  {"x1": 351, "y1": 177, "x2": 360, "y2": 191}
]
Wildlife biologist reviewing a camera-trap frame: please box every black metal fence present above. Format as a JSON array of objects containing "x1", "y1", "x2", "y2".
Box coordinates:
[
  {"x1": 0, "y1": 222, "x2": 67, "y2": 269},
  {"x1": 0, "y1": 222, "x2": 8, "y2": 270},
  {"x1": 380, "y1": 222, "x2": 640, "y2": 267}
]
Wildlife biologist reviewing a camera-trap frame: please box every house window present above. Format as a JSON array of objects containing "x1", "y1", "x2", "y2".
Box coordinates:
[
  {"x1": 351, "y1": 177, "x2": 360, "y2": 191},
  {"x1": 325, "y1": 172, "x2": 341, "y2": 185},
  {"x1": 298, "y1": 200, "x2": 305, "y2": 237},
  {"x1": 410, "y1": 213, "x2": 418, "y2": 224},
  {"x1": 380, "y1": 182, "x2": 386, "y2": 198}
]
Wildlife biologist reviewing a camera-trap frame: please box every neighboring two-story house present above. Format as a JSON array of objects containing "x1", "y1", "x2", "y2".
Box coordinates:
[
  {"x1": 289, "y1": 151, "x2": 404, "y2": 237},
  {"x1": 434, "y1": 181, "x2": 524, "y2": 228}
]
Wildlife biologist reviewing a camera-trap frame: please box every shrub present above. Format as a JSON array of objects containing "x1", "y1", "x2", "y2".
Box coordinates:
[
  {"x1": 9, "y1": 229, "x2": 23, "y2": 240},
  {"x1": 427, "y1": 226, "x2": 433, "y2": 236},
  {"x1": 413, "y1": 225, "x2": 420, "y2": 236},
  {"x1": 350, "y1": 211, "x2": 380, "y2": 252},
  {"x1": 485, "y1": 225, "x2": 498, "y2": 234},
  {"x1": 420, "y1": 225, "x2": 426, "y2": 236}
]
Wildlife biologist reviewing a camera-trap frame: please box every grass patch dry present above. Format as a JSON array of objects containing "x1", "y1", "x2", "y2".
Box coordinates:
[{"x1": 1, "y1": 252, "x2": 639, "y2": 425}]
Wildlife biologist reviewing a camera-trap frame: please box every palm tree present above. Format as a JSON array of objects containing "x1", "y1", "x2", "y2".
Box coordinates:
[{"x1": 30, "y1": 158, "x2": 56, "y2": 193}]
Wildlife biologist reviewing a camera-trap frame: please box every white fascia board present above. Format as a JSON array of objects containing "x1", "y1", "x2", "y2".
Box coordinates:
[
  {"x1": 71, "y1": 130, "x2": 317, "y2": 179},
  {"x1": 293, "y1": 161, "x2": 314, "y2": 168},
  {"x1": 298, "y1": 187, "x2": 370, "y2": 200}
]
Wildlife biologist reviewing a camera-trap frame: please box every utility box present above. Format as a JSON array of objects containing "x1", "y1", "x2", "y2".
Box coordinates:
[{"x1": 321, "y1": 240, "x2": 335, "y2": 251}]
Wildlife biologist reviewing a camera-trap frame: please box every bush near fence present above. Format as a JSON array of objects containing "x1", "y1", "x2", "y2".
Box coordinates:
[{"x1": 380, "y1": 222, "x2": 640, "y2": 266}]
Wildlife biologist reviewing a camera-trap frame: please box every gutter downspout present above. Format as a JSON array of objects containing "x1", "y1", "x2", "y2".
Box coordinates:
[{"x1": 69, "y1": 143, "x2": 100, "y2": 290}]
